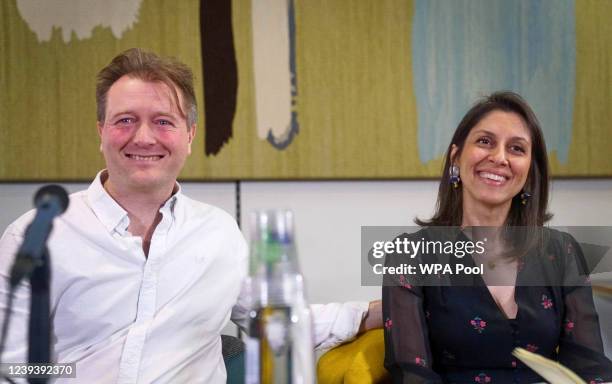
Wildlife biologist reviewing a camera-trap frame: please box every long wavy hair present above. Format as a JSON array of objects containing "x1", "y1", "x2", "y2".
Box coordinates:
[{"x1": 416, "y1": 91, "x2": 552, "y2": 228}]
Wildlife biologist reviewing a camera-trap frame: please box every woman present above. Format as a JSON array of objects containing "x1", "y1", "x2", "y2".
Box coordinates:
[{"x1": 382, "y1": 92, "x2": 612, "y2": 383}]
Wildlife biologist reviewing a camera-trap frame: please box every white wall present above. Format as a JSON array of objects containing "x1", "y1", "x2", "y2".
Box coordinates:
[{"x1": 1, "y1": 179, "x2": 612, "y2": 302}]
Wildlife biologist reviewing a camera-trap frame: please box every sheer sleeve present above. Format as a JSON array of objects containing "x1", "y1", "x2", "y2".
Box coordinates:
[
  {"x1": 382, "y1": 250, "x2": 442, "y2": 384},
  {"x1": 557, "y1": 233, "x2": 612, "y2": 382}
]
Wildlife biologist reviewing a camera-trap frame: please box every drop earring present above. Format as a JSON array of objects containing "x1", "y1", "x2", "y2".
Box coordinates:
[
  {"x1": 449, "y1": 164, "x2": 460, "y2": 189},
  {"x1": 520, "y1": 191, "x2": 531, "y2": 205}
]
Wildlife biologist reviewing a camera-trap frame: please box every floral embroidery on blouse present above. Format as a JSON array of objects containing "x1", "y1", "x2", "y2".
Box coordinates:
[
  {"x1": 474, "y1": 372, "x2": 491, "y2": 383},
  {"x1": 589, "y1": 378, "x2": 604, "y2": 384},
  {"x1": 398, "y1": 275, "x2": 412, "y2": 289},
  {"x1": 384, "y1": 318, "x2": 393, "y2": 330},
  {"x1": 564, "y1": 319, "x2": 575, "y2": 333},
  {"x1": 541, "y1": 294, "x2": 553, "y2": 309},
  {"x1": 567, "y1": 242, "x2": 574, "y2": 255},
  {"x1": 470, "y1": 316, "x2": 487, "y2": 333},
  {"x1": 526, "y1": 344, "x2": 538, "y2": 353},
  {"x1": 415, "y1": 356, "x2": 427, "y2": 367},
  {"x1": 443, "y1": 350, "x2": 456, "y2": 360}
]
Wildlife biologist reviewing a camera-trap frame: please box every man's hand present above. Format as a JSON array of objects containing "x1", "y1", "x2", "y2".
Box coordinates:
[{"x1": 359, "y1": 300, "x2": 382, "y2": 333}]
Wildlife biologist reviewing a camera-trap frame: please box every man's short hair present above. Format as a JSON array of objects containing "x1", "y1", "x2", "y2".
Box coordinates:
[{"x1": 96, "y1": 48, "x2": 197, "y2": 127}]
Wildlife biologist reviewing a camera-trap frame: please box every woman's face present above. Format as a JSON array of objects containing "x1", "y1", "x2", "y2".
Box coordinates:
[{"x1": 451, "y1": 110, "x2": 532, "y2": 211}]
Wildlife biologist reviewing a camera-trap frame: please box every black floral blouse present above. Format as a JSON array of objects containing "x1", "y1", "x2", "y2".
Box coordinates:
[{"x1": 382, "y1": 228, "x2": 612, "y2": 383}]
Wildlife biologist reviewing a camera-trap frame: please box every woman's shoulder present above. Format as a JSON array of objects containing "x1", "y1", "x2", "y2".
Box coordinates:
[
  {"x1": 538, "y1": 227, "x2": 592, "y2": 280},
  {"x1": 540, "y1": 227, "x2": 580, "y2": 256}
]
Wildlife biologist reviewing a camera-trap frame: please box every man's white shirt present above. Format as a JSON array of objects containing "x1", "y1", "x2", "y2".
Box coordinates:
[{"x1": 0, "y1": 172, "x2": 367, "y2": 383}]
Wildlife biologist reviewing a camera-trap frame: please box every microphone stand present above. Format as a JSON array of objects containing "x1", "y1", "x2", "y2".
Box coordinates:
[
  {"x1": 26, "y1": 248, "x2": 51, "y2": 384},
  {"x1": 2, "y1": 185, "x2": 67, "y2": 384}
]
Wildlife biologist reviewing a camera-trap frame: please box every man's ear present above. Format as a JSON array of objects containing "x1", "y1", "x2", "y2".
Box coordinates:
[
  {"x1": 187, "y1": 124, "x2": 197, "y2": 155},
  {"x1": 97, "y1": 121, "x2": 104, "y2": 152}
]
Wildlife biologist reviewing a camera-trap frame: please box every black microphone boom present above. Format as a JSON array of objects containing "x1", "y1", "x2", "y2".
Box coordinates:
[{"x1": 9, "y1": 185, "x2": 69, "y2": 288}]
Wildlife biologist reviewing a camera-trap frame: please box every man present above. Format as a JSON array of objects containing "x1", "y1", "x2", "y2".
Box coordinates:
[{"x1": 0, "y1": 49, "x2": 379, "y2": 383}]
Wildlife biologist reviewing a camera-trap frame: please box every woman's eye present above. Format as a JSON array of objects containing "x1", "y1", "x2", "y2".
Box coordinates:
[
  {"x1": 511, "y1": 145, "x2": 525, "y2": 154},
  {"x1": 476, "y1": 137, "x2": 491, "y2": 145}
]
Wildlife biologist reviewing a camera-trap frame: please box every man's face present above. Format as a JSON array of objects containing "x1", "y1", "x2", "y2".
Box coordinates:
[{"x1": 97, "y1": 75, "x2": 195, "y2": 194}]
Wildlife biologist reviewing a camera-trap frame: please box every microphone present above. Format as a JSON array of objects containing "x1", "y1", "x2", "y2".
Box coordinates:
[{"x1": 9, "y1": 185, "x2": 69, "y2": 287}]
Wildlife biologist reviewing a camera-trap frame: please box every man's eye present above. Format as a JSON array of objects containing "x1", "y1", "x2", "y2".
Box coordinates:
[
  {"x1": 157, "y1": 120, "x2": 174, "y2": 127},
  {"x1": 116, "y1": 118, "x2": 134, "y2": 125}
]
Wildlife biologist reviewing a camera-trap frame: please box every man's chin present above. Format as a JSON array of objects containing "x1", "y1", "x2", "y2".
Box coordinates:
[{"x1": 105, "y1": 166, "x2": 180, "y2": 194}]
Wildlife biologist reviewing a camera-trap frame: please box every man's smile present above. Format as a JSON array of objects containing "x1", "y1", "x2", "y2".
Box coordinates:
[{"x1": 124, "y1": 153, "x2": 166, "y2": 161}]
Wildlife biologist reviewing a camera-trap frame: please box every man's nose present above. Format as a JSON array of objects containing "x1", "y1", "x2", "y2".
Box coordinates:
[{"x1": 132, "y1": 123, "x2": 156, "y2": 145}]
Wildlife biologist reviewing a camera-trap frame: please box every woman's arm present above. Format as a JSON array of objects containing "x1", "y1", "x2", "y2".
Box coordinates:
[
  {"x1": 557, "y1": 233, "x2": 612, "y2": 382},
  {"x1": 383, "y1": 251, "x2": 442, "y2": 384}
]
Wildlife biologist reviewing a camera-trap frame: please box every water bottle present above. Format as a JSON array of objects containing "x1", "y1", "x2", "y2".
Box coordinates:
[{"x1": 244, "y1": 210, "x2": 315, "y2": 384}]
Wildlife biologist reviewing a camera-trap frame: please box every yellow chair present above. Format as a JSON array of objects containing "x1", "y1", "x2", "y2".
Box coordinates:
[{"x1": 317, "y1": 329, "x2": 391, "y2": 384}]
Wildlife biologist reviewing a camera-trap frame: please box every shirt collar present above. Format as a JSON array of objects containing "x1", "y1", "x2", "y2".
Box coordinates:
[
  {"x1": 160, "y1": 184, "x2": 181, "y2": 224},
  {"x1": 87, "y1": 170, "x2": 182, "y2": 235}
]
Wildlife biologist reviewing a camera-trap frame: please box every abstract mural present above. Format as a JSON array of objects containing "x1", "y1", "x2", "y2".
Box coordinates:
[
  {"x1": 0, "y1": 0, "x2": 610, "y2": 180},
  {"x1": 412, "y1": 0, "x2": 576, "y2": 164}
]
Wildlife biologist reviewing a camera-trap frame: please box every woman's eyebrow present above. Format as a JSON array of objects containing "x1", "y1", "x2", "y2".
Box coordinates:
[{"x1": 471, "y1": 129, "x2": 530, "y2": 143}]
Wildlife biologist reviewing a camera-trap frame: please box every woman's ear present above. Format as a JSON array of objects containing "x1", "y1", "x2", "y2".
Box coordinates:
[{"x1": 450, "y1": 144, "x2": 459, "y2": 164}]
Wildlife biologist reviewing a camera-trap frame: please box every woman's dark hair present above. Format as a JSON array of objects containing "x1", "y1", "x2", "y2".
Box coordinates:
[{"x1": 416, "y1": 91, "x2": 552, "y2": 227}]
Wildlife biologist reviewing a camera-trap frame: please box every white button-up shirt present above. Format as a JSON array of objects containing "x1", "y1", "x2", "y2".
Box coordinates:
[{"x1": 0, "y1": 173, "x2": 367, "y2": 383}]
